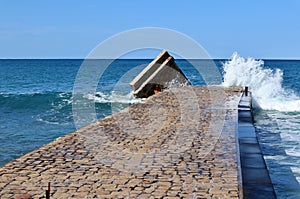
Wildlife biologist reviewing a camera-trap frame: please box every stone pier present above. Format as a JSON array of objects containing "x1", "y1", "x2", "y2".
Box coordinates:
[{"x1": 0, "y1": 86, "x2": 243, "y2": 198}]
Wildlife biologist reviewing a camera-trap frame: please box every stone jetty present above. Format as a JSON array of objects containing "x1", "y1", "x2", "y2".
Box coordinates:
[{"x1": 0, "y1": 86, "x2": 243, "y2": 198}]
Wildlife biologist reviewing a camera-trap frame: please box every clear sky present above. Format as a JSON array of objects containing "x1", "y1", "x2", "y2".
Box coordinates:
[{"x1": 0, "y1": 0, "x2": 299, "y2": 59}]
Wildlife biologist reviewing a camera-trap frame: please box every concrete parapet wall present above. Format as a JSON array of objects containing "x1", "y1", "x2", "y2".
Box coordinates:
[
  {"x1": 130, "y1": 50, "x2": 190, "y2": 98},
  {"x1": 130, "y1": 50, "x2": 171, "y2": 91},
  {"x1": 237, "y1": 91, "x2": 276, "y2": 198}
]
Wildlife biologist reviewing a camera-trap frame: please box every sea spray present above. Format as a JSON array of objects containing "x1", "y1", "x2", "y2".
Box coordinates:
[
  {"x1": 84, "y1": 91, "x2": 141, "y2": 104},
  {"x1": 222, "y1": 52, "x2": 300, "y2": 112}
]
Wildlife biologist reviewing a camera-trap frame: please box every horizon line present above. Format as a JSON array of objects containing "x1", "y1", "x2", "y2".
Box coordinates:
[{"x1": 1, "y1": 57, "x2": 300, "y2": 60}]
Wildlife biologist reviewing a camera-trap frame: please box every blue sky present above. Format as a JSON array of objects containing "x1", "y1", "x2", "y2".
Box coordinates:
[{"x1": 0, "y1": 0, "x2": 299, "y2": 59}]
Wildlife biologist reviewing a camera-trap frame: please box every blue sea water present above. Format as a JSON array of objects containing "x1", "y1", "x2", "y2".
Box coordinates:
[{"x1": 0, "y1": 57, "x2": 299, "y2": 198}]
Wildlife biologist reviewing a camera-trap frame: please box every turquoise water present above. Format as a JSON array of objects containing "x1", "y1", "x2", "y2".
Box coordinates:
[{"x1": 0, "y1": 58, "x2": 299, "y2": 198}]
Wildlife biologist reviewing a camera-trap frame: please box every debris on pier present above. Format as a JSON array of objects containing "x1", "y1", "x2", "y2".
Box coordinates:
[{"x1": 130, "y1": 50, "x2": 190, "y2": 98}]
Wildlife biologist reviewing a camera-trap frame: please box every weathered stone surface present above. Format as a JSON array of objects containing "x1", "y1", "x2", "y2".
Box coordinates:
[{"x1": 0, "y1": 86, "x2": 242, "y2": 198}]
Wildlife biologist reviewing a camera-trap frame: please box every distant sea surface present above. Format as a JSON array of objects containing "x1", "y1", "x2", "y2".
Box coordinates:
[{"x1": 0, "y1": 57, "x2": 299, "y2": 198}]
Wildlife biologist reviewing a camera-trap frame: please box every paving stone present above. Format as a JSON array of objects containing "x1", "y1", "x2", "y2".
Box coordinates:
[{"x1": 0, "y1": 86, "x2": 242, "y2": 198}]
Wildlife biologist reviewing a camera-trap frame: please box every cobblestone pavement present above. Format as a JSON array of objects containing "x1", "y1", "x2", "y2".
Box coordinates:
[{"x1": 0, "y1": 86, "x2": 242, "y2": 198}]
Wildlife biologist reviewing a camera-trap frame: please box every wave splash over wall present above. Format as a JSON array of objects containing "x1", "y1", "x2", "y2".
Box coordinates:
[{"x1": 222, "y1": 52, "x2": 300, "y2": 112}]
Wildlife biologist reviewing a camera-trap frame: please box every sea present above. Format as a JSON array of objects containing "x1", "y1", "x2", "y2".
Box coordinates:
[{"x1": 0, "y1": 54, "x2": 299, "y2": 198}]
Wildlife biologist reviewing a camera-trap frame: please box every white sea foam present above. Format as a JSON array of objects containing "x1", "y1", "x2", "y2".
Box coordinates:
[
  {"x1": 222, "y1": 52, "x2": 300, "y2": 112},
  {"x1": 165, "y1": 74, "x2": 190, "y2": 88},
  {"x1": 84, "y1": 91, "x2": 141, "y2": 104},
  {"x1": 290, "y1": 167, "x2": 300, "y2": 182}
]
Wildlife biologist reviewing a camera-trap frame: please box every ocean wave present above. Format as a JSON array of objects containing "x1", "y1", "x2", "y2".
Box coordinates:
[
  {"x1": 0, "y1": 92, "x2": 71, "y2": 109},
  {"x1": 222, "y1": 52, "x2": 300, "y2": 112},
  {"x1": 83, "y1": 91, "x2": 141, "y2": 104}
]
